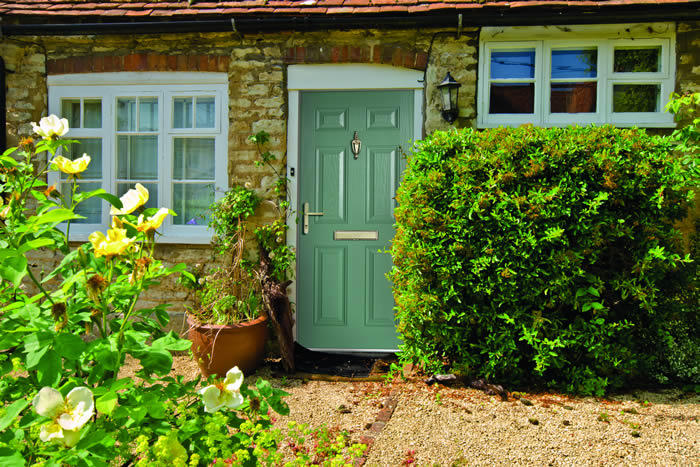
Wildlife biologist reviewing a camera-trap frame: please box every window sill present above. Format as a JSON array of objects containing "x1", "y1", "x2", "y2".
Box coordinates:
[
  {"x1": 68, "y1": 232, "x2": 213, "y2": 245},
  {"x1": 476, "y1": 120, "x2": 677, "y2": 129}
]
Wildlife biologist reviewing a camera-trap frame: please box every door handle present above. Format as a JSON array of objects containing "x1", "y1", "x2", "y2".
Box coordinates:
[{"x1": 303, "y1": 202, "x2": 324, "y2": 234}]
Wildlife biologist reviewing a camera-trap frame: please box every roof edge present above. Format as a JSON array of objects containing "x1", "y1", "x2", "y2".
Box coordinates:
[{"x1": 2, "y1": 6, "x2": 700, "y2": 36}]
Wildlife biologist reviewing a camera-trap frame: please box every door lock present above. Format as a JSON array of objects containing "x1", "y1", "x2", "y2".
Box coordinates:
[{"x1": 303, "y1": 202, "x2": 324, "y2": 234}]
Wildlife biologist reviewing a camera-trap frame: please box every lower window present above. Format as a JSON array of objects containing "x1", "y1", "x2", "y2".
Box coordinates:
[{"x1": 48, "y1": 74, "x2": 229, "y2": 243}]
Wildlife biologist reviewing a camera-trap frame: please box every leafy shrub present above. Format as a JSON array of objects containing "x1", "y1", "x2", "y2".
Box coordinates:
[
  {"x1": 391, "y1": 124, "x2": 696, "y2": 395},
  {"x1": 0, "y1": 118, "x2": 290, "y2": 465}
]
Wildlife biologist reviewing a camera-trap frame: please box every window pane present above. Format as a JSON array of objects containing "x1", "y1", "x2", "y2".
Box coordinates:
[
  {"x1": 117, "y1": 98, "x2": 136, "y2": 131},
  {"x1": 613, "y1": 84, "x2": 660, "y2": 112},
  {"x1": 84, "y1": 100, "x2": 102, "y2": 128},
  {"x1": 117, "y1": 182, "x2": 158, "y2": 211},
  {"x1": 614, "y1": 47, "x2": 661, "y2": 73},
  {"x1": 550, "y1": 82, "x2": 597, "y2": 113},
  {"x1": 174, "y1": 138, "x2": 215, "y2": 180},
  {"x1": 62, "y1": 139, "x2": 103, "y2": 180},
  {"x1": 139, "y1": 98, "x2": 159, "y2": 131},
  {"x1": 61, "y1": 99, "x2": 81, "y2": 129},
  {"x1": 62, "y1": 182, "x2": 102, "y2": 224},
  {"x1": 172, "y1": 183, "x2": 214, "y2": 226},
  {"x1": 117, "y1": 135, "x2": 158, "y2": 180},
  {"x1": 490, "y1": 83, "x2": 535, "y2": 114},
  {"x1": 551, "y1": 49, "x2": 597, "y2": 79},
  {"x1": 491, "y1": 49, "x2": 535, "y2": 79},
  {"x1": 173, "y1": 98, "x2": 193, "y2": 129},
  {"x1": 195, "y1": 97, "x2": 216, "y2": 128}
]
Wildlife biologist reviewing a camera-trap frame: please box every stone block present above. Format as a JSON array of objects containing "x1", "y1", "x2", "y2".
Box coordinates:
[{"x1": 368, "y1": 421, "x2": 385, "y2": 432}]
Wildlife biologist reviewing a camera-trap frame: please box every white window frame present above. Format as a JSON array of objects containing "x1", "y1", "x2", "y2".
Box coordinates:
[
  {"x1": 478, "y1": 23, "x2": 676, "y2": 128},
  {"x1": 47, "y1": 72, "x2": 229, "y2": 244}
]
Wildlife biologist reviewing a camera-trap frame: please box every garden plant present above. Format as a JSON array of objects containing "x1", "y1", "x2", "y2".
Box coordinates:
[
  {"x1": 0, "y1": 117, "x2": 364, "y2": 465},
  {"x1": 179, "y1": 130, "x2": 296, "y2": 372},
  {"x1": 391, "y1": 93, "x2": 698, "y2": 395}
]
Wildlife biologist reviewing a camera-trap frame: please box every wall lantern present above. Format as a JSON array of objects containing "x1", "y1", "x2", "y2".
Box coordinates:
[{"x1": 437, "y1": 72, "x2": 461, "y2": 123}]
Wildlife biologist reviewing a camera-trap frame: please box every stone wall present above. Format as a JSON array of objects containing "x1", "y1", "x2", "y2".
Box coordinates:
[
  {"x1": 2, "y1": 22, "x2": 697, "y2": 322},
  {"x1": 676, "y1": 21, "x2": 700, "y2": 95},
  {"x1": 675, "y1": 21, "x2": 700, "y2": 250},
  {"x1": 0, "y1": 27, "x2": 480, "y2": 325}
]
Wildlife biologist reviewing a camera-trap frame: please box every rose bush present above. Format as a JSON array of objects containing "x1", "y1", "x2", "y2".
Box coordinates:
[{"x1": 0, "y1": 116, "x2": 292, "y2": 465}]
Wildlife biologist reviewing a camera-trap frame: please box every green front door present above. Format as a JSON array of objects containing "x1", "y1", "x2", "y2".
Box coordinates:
[{"x1": 297, "y1": 90, "x2": 414, "y2": 350}]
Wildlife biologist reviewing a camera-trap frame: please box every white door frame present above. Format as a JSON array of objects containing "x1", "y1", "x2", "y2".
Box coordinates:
[{"x1": 286, "y1": 64, "x2": 424, "y2": 348}]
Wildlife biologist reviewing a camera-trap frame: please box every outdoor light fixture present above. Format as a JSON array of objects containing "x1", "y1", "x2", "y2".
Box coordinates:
[{"x1": 437, "y1": 72, "x2": 461, "y2": 123}]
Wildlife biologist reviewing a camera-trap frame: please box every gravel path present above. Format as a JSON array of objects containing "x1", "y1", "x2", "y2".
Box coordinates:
[
  {"x1": 269, "y1": 375, "x2": 699, "y2": 466},
  {"x1": 363, "y1": 383, "x2": 699, "y2": 466},
  {"x1": 151, "y1": 357, "x2": 700, "y2": 466}
]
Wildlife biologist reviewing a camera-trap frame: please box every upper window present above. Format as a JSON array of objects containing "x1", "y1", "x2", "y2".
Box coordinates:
[
  {"x1": 48, "y1": 73, "x2": 228, "y2": 243},
  {"x1": 478, "y1": 24, "x2": 675, "y2": 128}
]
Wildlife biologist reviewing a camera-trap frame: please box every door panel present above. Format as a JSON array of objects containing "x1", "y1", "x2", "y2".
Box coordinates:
[
  {"x1": 365, "y1": 248, "x2": 396, "y2": 327},
  {"x1": 366, "y1": 146, "x2": 398, "y2": 224},
  {"x1": 298, "y1": 90, "x2": 413, "y2": 350},
  {"x1": 315, "y1": 147, "x2": 346, "y2": 224},
  {"x1": 313, "y1": 247, "x2": 347, "y2": 326}
]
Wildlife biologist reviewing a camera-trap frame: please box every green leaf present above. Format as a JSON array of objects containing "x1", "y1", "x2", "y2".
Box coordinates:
[
  {"x1": 138, "y1": 348, "x2": 172, "y2": 376},
  {"x1": 75, "y1": 429, "x2": 115, "y2": 452},
  {"x1": 25, "y1": 208, "x2": 81, "y2": 228},
  {"x1": 128, "y1": 406, "x2": 148, "y2": 424},
  {"x1": 36, "y1": 351, "x2": 61, "y2": 387},
  {"x1": 587, "y1": 287, "x2": 600, "y2": 298},
  {"x1": 73, "y1": 189, "x2": 122, "y2": 210},
  {"x1": 0, "y1": 399, "x2": 30, "y2": 431},
  {"x1": 25, "y1": 333, "x2": 52, "y2": 369},
  {"x1": 110, "y1": 378, "x2": 134, "y2": 393},
  {"x1": 496, "y1": 313, "x2": 515, "y2": 324},
  {"x1": 18, "y1": 208, "x2": 84, "y2": 232},
  {"x1": 96, "y1": 391, "x2": 118, "y2": 416},
  {"x1": 256, "y1": 378, "x2": 273, "y2": 398},
  {"x1": 17, "y1": 238, "x2": 55, "y2": 255},
  {"x1": 42, "y1": 249, "x2": 79, "y2": 283},
  {"x1": 151, "y1": 332, "x2": 192, "y2": 352},
  {"x1": 0, "y1": 253, "x2": 27, "y2": 288},
  {"x1": 0, "y1": 448, "x2": 25, "y2": 467},
  {"x1": 267, "y1": 388, "x2": 290, "y2": 416},
  {"x1": 55, "y1": 333, "x2": 86, "y2": 360}
]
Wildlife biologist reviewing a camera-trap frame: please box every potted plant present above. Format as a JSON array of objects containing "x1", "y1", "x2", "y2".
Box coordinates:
[{"x1": 180, "y1": 132, "x2": 295, "y2": 377}]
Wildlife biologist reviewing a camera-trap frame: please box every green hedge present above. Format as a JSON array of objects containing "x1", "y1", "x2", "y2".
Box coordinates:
[{"x1": 391, "y1": 125, "x2": 697, "y2": 394}]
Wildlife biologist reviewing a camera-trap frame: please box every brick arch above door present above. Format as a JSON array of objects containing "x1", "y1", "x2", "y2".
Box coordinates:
[{"x1": 283, "y1": 45, "x2": 429, "y2": 71}]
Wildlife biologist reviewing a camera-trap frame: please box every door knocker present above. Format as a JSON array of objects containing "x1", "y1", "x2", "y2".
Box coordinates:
[{"x1": 351, "y1": 131, "x2": 362, "y2": 159}]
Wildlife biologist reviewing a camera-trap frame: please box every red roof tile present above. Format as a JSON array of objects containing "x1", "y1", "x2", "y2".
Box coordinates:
[{"x1": 0, "y1": 0, "x2": 696, "y2": 19}]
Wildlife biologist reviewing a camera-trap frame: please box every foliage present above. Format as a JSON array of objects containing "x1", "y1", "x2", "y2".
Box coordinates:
[
  {"x1": 391, "y1": 123, "x2": 697, "y2": 395},
  {"x1": 180, "y1": 131, "x2": 295, "y2": 325},
  {"x1": 644, "y1": 92, "x2": 700, "y2": 389},
  {"x1": 283, "y1": 421, "x2": 367, "y2": 465},
  {"x1": 0, "y1": 119, "x2": 291, "y2": 465},
  {"x1": 666, "y1": 91, "x2": 699, "y2": 180}
]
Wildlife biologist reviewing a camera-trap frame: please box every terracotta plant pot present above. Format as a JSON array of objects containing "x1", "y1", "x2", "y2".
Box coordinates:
[{"x1": 187, "y1": 314, "x2": 269, "y2": 378}]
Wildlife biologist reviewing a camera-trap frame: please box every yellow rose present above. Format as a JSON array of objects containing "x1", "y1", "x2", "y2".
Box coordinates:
[
  {"x1": 137, "y1": 207, "x2": 170, "y2": 234},
  {"x1": 51, "y1": 154, "x2": 91, "y2": 175},
  {"x1": 89, "y1": 227, "x2": 135, "y2": 258},
  {"x1": 110, "y1": 183, "x2": 149, "y2": 216}
]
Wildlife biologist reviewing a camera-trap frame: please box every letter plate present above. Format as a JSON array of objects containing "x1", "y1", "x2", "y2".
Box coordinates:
[{"x1": 333, "y1": 230, "x2": 378, "y2": 241}]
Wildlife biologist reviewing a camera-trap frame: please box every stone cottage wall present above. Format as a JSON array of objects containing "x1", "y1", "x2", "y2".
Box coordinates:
[
  {"x1": 675, "y1": 21, "x2": 700, "y2": 248},
  {"x1": 0, "y1": 27, "x2": 479, "y2": 330},
  {"x1": 677, "y1": 21, "x2": 700, "y2": 95},
  {"x1": 2, "y1": 23, "x2": 696, "y2": 325}
]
